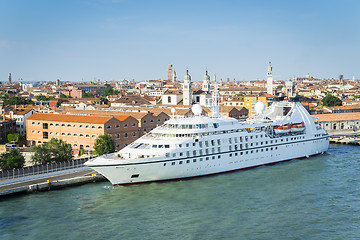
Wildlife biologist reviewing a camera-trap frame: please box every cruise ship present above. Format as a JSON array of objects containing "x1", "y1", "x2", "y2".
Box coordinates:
[{"x1": 85, "y1": 95, "x2": 330, "y2": 185}]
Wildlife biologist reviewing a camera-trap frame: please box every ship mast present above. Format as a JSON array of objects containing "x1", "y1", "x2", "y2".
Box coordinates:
[{"x1": 211, "y1": 81, "x2": 220, "y2": 118}]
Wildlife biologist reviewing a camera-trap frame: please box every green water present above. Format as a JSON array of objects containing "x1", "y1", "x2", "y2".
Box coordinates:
[{"x1": 1, "y1": 144, "x2": 359, "y2": 240}]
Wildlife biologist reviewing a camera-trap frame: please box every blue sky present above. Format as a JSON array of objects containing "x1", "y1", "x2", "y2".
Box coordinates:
[{"x1": 0, "y1": 0, "x2": 359, "y2": 82}]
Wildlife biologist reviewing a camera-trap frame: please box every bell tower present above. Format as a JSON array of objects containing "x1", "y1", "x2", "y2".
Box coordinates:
[
  {"x1": 267, "y1": 62, "x2": 273, "y2": 95},
  {"x1": 202, "y1": 70, "x2": 210, "y2": 92},
  {"x1": 183, "y1": 70, "x2": 192, "y2": 105}
]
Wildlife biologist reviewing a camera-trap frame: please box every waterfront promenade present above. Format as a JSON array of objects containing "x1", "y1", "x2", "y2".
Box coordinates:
[{"x1": 0, "y1": 167, "x2": 104, "y2": 197}]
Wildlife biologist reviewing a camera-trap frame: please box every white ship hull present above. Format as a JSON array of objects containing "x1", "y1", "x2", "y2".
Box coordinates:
[{"x1": 90, "y1": 135, "x2": 329, "y2": 185}]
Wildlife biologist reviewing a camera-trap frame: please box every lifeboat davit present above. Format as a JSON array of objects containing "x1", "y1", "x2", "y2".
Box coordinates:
[
  {"x1": 291, "y1": 122, "x2": 305, "y2": 133},
  {"x1": 274, "y1": 124, "x2": 291, "y2": 134}
]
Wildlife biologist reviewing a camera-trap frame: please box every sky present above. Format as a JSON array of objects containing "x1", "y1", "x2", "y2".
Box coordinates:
[{"x1": 0, "y1": 0, "x2": 359, "y2": 83}]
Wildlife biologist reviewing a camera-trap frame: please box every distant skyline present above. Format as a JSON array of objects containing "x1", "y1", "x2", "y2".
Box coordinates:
[{"x1": 1, "y1": 0, "x2": 359, "y2": 82}]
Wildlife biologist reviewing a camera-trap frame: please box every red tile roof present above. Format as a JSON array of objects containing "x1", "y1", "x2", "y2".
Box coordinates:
[
  {"x1": 27, "y1": 113, "x2": 122, "y2": 124},
  {"x1": 311, "y1": 112, "x2": 360, "y2": 122}
]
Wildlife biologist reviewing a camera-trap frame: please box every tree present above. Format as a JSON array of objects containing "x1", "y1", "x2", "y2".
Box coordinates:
[
  {"x1": 60, "y1": 93, "x2": 71, "y2": 98},
  {"x1": 82, "y1": 92, "x2": 95, "y2": 98},
  {"x1": 56, "y1": 98, "x2": 69, "y2": 107},
  {"x1": 94, "y1": 134, "x2": 115, "y2": 156},
  {"x1": 3, "y1": 96, "x2": 33, "y2": 105},
  {"x1": 7, "y1": 134, "x2": 19, "y2": 143},
  {"x1": 103, "y1": 84, "x2": 118, "y2": 96},
  {"x1": 36, "y1": 94, "x2": 55, "y2": 101},
  {"x1": 47, "y1": 138, "x2": 73, "y2": 162},
  {"x1": 0, "y1": 148, "x2": 25, "y2": 170},
  {"x1": 31, "y1": 138, "x2": 73, "y2": 164},
  {"x1": 31, "y1": 144, "x2": 51, "y2": 165},
  {"x1": 322, "y1": 94, "x2": 342, "y2": 107}
]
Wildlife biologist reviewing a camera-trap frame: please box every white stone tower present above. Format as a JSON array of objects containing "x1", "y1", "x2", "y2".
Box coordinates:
[
  {"x1": 173, "y1": 70, "x2": 177, "y2": 82},
  {"x1": 183, "y1": 70, "x2": 192, "y2": 105},
  {"x1": 168, "y1": 64, "x2": 173, "y2": 81},
  {"x1": 202, "y1": 70, "x2": 210, "y2": 92},
  {"x1": 267, "y1": 62, "x2": 273, "y2": 95}
]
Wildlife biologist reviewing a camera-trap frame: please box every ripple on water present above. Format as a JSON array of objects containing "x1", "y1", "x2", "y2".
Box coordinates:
[{"x1": 1, "y1": 145, "x2": 360, "y2": 239}]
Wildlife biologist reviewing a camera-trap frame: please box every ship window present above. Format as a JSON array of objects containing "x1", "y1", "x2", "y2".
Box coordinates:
[
  {"x1": 172, "y1": 153, "x2": 176, "y2": 157},
  {"x1": 163, "y1": 163, "x2": 166, "y2": 166},
  {"x1": 212, "y1": 156, "x2": 215, "y2": 159},
  {"x1": 251, "y1": 150, "x2": 253, "y2": 153},
  {"x1": 179, "y1": 144, "x2": 182, "y2": 147},
  {"x1": 172, "y1": 162, "x2": 175, "y2": 165},
  {"x1": 218, "y1": 155, "x2": 221, "y2": 159},
  {"x1": 229, "y1": 146, "x2": 232, "y2": 151},
  {"x1": 240, "y1": 152, "x2": 243, "y2": 155},
  {"x1": 193, "y1": 159, "x2": 196, "y2": 162},
  {"x1": 229, "y1": 154, "x2": 232, "y2": 157},
  {"x1": 200, "y1": 158, "x2": 203, "y2": 161},
  {"x1": 131, "y1": 174, "x2": 139, "y2": 178},
  {"x1": 186, "y1": 151, "x2": 190, "y2": 157},
  {"x1": 193, "y1": 150, "x2": 196, "y2": 156},
  {"x1": 211, "y1": 140, "x2": 215, "y2": 146},
  {"x1": 180, "y1": 152, "x2": 183, "y2": 156},
  {"x1": 206, "y1": 157, "x2": 209, "y2": 160},
  {"x1": 271, "y1": 147, "x2": 273, "y2": 150},
  {"x1": 186, "y1": 160, "x2": 190, "y2": 163},
  {"x1": 217, "y1": 139, "x2": 221, "y2": 145},
  {"x1": 193, "y1": 143, "x2": 196, "y2": 146},
  {"x1": 266, "y1": 148, "x2": 268, "y2": 151},
  {"x1": 250, "y1": 136, "x2": 253, "y2": 139},
  {"x1": 261, "y1": 149, "x2": 264, "y2": 152},
  {"x1": 179, "y1": 161, "x2": 183, "y2": 164},
  {"x1": 246, "y1": 151, "x2": 248, "y2": 154},
  {"x1": 186, "y1": 143, "x2": 189, "y2": 147},
  {"x1": 165, "y1": 145, "x2": 170, "y2": 148},
  {"x1": 235, "y1": 153, "x2": 238, "y2": 156}
]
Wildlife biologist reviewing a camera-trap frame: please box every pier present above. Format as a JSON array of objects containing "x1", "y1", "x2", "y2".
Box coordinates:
[
  {"x1": 0, "y1": 168, "x2": 106, "y2": 197},
  {"x1": 330, "y1": 136, "x2": 360, "y2": 145}
]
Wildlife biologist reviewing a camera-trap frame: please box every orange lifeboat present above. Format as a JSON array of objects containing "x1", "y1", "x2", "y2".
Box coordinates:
[
  {"x1": 274, "y1": 124, "x2": 291, "y2": 134},
  {"x1": 291, "y1": 122, "x2": 305, "y2": 133}
]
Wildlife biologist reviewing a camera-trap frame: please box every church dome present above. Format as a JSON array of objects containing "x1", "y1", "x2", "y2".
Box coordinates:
[
  {"x1": 203, "y1": 70, "x2": 210, "y2": 81},
  {"x1": 184, "y1": 70, "x2": 191, "y2": 81}
]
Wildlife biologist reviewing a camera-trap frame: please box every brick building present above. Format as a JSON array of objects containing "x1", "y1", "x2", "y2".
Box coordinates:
[
  {"x1": 26, "y1": 113, "x2": 139, "y2": 153},
  {"x1": 0, "y1": 117, "x2": 16, "y2": 143}
]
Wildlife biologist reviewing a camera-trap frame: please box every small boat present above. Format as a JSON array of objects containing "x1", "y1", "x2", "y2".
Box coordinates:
[
  {"x1": 274, "y1": 124, "x2": 291, "y2": 134},
  {"x1": 291, "y1": 122, "x2": 305, "y2": 133}
]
